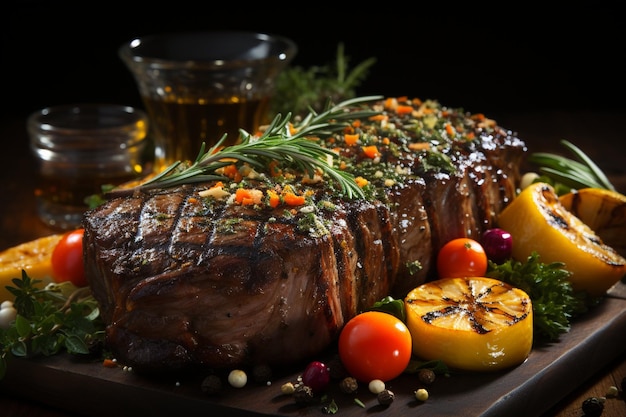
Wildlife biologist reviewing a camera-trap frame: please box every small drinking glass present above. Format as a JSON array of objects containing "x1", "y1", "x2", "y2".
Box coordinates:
[
  {"x1": 119, "y1": 30, "x2": 297, "y2": 171},
  {"x1": 28, "y1": 104, "x2": 149, "y2": 230}
]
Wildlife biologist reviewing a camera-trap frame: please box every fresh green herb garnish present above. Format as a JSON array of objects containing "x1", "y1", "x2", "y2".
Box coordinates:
[
  {"x1": 404, "y1": 359, "x2": 450, "y2": 376},
  {"x1": 271, "y1": 43, "x2": 377, "y2": 117},
  {"x1": 321, "y1": 398, "x2": 339, "y2": 414},
  {"x1": 85, "y1": 192, "x2": 108, "y2": 210},
  {"x1": 113, "y1": 96, "x2": 383, "y2": 200},
  {"x1": 528, "y1": 139, "x2": 615, "y2": 194},
  {"x1": 368, "y1": 296, "x2": 406, "y2": 322},
  {"x1": 486, "y1": 252, "x2": 594, "y2": 342},
  {"x1": 354, "y1": 398, "x2": 366, "y2": 408},
  {"x1": 0, "y1": 271, "x2": 105, "y2": 380}
]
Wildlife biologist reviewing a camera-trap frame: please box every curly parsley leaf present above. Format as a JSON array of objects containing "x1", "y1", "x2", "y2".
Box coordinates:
[
  {"x1": 486, "y1": 252, "x2": 593, "y2": 342},
  {"x1": 0, "y1": 271, "x2": 105, "y2": 380},
  {"x1": 368, "y1": 296, "x2": 406, "y2": 322}
]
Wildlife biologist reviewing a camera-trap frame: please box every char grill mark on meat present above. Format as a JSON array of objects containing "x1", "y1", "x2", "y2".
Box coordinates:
[
  {"x1": 83, "y1": 98, "x2": 525, "y2": 372},
  {"x1": 87, "y1": 187, "x2": 358, "y2": 369}
]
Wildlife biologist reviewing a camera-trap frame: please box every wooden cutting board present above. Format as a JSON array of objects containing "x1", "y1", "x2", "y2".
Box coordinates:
[{"x1": 3, "y1": 282, "x2": 626, "y2": 417}]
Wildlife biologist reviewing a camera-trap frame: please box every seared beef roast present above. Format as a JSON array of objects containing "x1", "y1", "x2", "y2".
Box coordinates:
[{"x1": 83, "y1": 97, "x2": 526, "y2": 372}]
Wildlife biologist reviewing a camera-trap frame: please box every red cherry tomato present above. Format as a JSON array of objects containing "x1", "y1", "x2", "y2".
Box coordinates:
[
  {"x1": 338, "y1": 311, "x2": 412, "y2": 383},
  {"x1": 51, "y1": 228, "x2": 87, "y2": 287},
  {"x1": 437, "y1": 237, "x2": 488, "y2": 278}
]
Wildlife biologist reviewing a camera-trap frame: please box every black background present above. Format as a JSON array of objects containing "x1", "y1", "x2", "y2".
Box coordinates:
[{"x1": 3, "y1": 3, "x2": 625, "y2": 121}]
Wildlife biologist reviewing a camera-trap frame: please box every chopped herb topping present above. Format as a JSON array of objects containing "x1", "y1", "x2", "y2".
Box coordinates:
[{"x1": 112, "y1": 96, "x2": 509, "y2": 239}]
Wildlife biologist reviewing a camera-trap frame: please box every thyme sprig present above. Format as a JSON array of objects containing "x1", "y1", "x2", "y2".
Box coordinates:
[
  {"x1": 120, "y1": 95, "x2": 383, "y2": 199},
  {"x1": 528, "y1": 139, "x2": 615, "y2": 193}
]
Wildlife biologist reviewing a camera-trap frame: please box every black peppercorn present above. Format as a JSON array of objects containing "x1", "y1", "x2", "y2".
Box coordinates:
[
  {"x1": 201, "y1": 374, "x2": 222, "y2": 395},
  {"x1": 339, "y1": 376, "x2": 358, "y2": 394},
  {"x1": 581, "y1": 396, "x2": 604, "y2": 417},
  {"x1": 418, "y1": 368, "x2": 436, "y2": 385},
  {"x1": 377, "y1": 389, "x2": 395, "y2": 405},
  {"x1": 293, "y1": 384, "x2": 315, "y2": 404}
]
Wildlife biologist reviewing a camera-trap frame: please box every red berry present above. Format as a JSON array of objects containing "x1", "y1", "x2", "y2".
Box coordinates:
[
  {"x1": 482, "y1": 228, "x2": 513, "y2": 264},
  {"x1": 301, "y1": 361, "x2": 330, "y2": 393}
]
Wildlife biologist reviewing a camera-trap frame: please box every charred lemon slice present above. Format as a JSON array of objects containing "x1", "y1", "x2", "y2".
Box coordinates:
[
  {"x1": 498, "y1": 182, "x2": 626, "y2": 297},
  {"x1": 559, "y1": 188, "x2": 626, "y2": 258},
  {"x1": 0, "y1": 234, "x2": 63, "y2": 302},
  {"x1": 405, "y1": 277, "x2": 533, "y2": 372}
]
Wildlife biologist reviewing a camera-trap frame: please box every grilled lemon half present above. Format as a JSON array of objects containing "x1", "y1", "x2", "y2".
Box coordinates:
[
  {"x1": 559, "y1": 187, "x2": 626, "y2": 258},
  {"x1": 405, "y1": 277, "x2": 533, "y2": 372},
  {"x1": 0, "y1": 234, "x2": 63, "y2": 302},
  {"x1": 498, "y1": 182, "x2": 626, "y2": 297}
]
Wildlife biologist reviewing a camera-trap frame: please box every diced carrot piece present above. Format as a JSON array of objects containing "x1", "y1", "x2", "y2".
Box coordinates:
[
  {"x1": 369, "y1": 114, "x2": 389, "y2": 122},
  {"x1": 223, "y1": 164, "x2": 237, "y2": 176},
  {"x1": 362, "y1": 145, "x2": 380, "y2": 159},
  {"x1": 266, "y1": 189, "x2": 280, "y2": 208},
  {"x1": 283, "y1": 192, "x2": 306, "y2": 206},
  {"x1": 445, "y1": 123, "x2": 456, "y2": 137},
  {"x1": 235, "y1": 188, "x2": 263, "y2": 205},
  {"x1": 222, "y1": 164, "x2": 243, "y2": 182},
  {"x1": 345, "y1": 133, "x2": 359, "y2": 146},
  {"x1": 235, "y1": 188, "x2": 251, "y2": 204},
  {"x1": 396, "y1": 105, "x2": 414, "y2": 115}
]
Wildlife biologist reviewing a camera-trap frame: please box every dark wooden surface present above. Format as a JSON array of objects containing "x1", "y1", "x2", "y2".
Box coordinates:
[
  {"x1": 0, "y1": 291, "x2": 625, "y2": 417},
  {"x1": 0, "y1": 111, "x2": 625, "y2": 416}
]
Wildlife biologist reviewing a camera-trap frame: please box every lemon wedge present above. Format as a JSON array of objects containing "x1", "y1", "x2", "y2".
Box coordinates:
[
  {"x1": 498, "y1": 182, "x2": 626, "y2": 297},
  {"x1": 405, "y1": 277, "x2": 533, "y2": 372},
  {"x1": 559, "y1": 187, "x2": 626, "y2": 258},
  {"x1": 0, "y1": 234, "x2": 63, "y2": 302}
]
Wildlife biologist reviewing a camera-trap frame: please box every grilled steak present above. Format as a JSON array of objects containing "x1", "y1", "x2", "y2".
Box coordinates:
[{"x1": 83, "y1": 97, "x2": 525, "y2": 372}]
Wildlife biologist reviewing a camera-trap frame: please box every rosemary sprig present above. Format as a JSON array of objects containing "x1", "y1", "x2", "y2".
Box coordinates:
[
  {"x1": 527, "y1": 139, "x2": 615, "y2": 193},
  {"x1": 120, "y1": 95, "x2": 383, "y2": 199}
]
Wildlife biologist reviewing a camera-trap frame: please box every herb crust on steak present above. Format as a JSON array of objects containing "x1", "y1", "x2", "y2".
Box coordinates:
[{"x1": 83, "y1": 97, "x2": 526, "y2": 372}]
